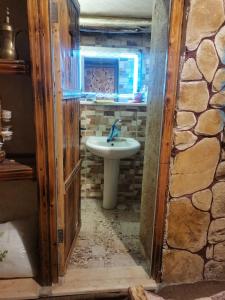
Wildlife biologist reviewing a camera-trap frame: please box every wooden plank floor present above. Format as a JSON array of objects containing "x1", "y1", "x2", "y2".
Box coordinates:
[{"x1": 52, "y1": 266, "x2": 157, "y2": 297}]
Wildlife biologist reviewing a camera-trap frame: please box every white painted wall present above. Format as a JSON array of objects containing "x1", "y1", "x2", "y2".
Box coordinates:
[{"x1": 79, "y1": 0, "x2": 153, "y2": 19}]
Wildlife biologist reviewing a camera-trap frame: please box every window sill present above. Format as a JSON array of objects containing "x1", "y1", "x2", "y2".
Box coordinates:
[{"x1": 80, "y1": 100, "x2": 147, "y2": 107}]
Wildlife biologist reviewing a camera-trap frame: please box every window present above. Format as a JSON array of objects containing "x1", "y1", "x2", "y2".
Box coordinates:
[{"x1": 80, "y1": 46, "x2": 142, "y2": 102}]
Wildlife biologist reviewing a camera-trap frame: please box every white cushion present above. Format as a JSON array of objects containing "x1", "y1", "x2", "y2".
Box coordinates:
[{"x1": 0, "y1": 216, "x2": 38, "y2": 278}]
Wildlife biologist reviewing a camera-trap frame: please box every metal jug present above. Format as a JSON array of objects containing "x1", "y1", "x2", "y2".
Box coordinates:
[{"x1": 0, "y1": 7, "x2": 17, "y2": 60}]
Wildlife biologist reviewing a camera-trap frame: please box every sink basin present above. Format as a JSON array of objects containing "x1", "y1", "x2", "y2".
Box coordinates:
[
  {"x1": 85, "y1": 136, "x2": 141, "y2": 209},
  {"x1": 86, "y1": 136, "x2": 140, "y2": 160}
]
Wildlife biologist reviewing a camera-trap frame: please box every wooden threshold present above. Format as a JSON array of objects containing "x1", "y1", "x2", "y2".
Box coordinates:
[
  {"x1": 0, "y1": 267, "x2": 157, "y2": 299},
  {"x1": 52, "y1": 266, "x2": 157, "y2": 297}
]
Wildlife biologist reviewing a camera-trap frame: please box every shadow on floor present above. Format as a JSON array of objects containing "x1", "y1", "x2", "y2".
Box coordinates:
[{"x1": 157, "y1": 281, "x2": 225, "y2": 300}]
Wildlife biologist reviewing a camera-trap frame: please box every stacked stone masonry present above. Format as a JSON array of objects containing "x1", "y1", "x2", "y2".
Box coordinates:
[{"x1": 163, "y1": 0, "x2": 225, "y2": 284}]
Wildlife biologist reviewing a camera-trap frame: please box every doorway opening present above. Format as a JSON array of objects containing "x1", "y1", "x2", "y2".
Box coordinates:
[
  {"x1": 0, "y1": 0, "x2": 185, "y2": 297},
  {"x1": 57, "y1": 0, "x2": 173, "y2": 293},
  {"x1": 67, "y1": 9, "x2": 153, "y2": 288}
]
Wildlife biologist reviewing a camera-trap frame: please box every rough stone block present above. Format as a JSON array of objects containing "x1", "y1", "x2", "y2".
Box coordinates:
[
  {"x1": 181, "y1": 58, "x2": 202, "y2": 81},
  {"x1": 192, "y1": 189, "x2": 212, "y2": 211},
  {"x1": 176, "y1": 111, "x2": 197, "y2": 130},
  {"x1": 215, "y1": 26, "x2": 225, "y2": 65},
  {"x1": 186, "y1": 0, "x2": 225, "y2": 51},
  {"x1": 174, "y1": 130, "x2": 197, "y2": 150},
  {"x1": 196, "y1": 39, "x2": 219, "y2": 82},
  {"x1": 211, "y1": 182, "x2": 225, "y2": 218},
  {"x1": 214, "y1": 241, "x2": 225, "y2": 261},
  {"x1": 178, "y1": 81, "x2": 209, "y2": 113},
  {"x1": 204, "y1": 260, "x2": 225, "y2": 280},
  {"x1": 216, "y1": 162, "x2": 225, "y2": 179},
  {"x1": 212, "y1": 68, "x2": 225, "y2": 93},
  {"x1": 208, "y1": 218, "x2": 225, "y2": 244},
  {"x1": 194, "y1": 109, "x2": 225, "y2": 136},
  {"x1": 206, "y1": 245, "x2": 214, "y2": 259},
  {"x1": 163, "y1": 249, "x2": 204, "y2": 283},
  {"x1": 210, "y1": 93, "x2": 225, "y2": 108},
  {"x1": 170, "y1": 138, "x2": 220, "y2": 197},
  {"x1": 167, "y1": 198, "x2": 210, "y2": 252}
]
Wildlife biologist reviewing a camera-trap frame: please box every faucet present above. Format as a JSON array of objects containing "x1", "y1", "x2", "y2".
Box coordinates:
[{"x1": 107, "y1": 119, "x2": 121, "y2": 142}]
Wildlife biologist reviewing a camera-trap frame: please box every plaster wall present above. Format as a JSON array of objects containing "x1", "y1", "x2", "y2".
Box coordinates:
[{"x1": 162, "y1": 0, "x2": 225, "y2": 284}]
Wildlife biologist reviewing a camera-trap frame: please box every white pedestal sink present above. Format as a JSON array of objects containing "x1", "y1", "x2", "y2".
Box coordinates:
[{"x1": 86, "y1": 136, "x2": 141, "y2": 209}]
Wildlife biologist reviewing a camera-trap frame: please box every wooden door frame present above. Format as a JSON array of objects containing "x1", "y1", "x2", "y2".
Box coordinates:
[
  {"x1": 27, "y1": 0, "x2": 58, "y2": 285},
  {"x1": 150, "y1": 0, "x2": 185, "y2": 281},
  {"x1": 27, "y1": 0, "x2": 185, "y2": 286}
]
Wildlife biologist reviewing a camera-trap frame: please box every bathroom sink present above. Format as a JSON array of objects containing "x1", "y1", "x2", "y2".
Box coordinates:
[
  {"x1": 85, "y1": 136, "x2": 141, "y2": 209},
  {"x1": 86, "y1": 136, "x2": 140, "y2": 160}
]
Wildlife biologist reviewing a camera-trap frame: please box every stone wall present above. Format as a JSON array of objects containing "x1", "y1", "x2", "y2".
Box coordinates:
[
  {"x1": 162, "y1": 0, "x2": 225, "y2": 284},
  {"x1": 80, "y1": 103, "x2": 146, "y2": 203}
]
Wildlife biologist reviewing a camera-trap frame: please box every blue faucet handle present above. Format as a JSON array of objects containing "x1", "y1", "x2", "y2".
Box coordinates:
[{"x1": 113, "y1": 119, "x2": 122, "y2": 126}]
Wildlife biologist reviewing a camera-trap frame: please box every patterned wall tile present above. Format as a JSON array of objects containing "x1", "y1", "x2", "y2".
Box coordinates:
[{"x1": 80, "y1": 104, "x2": 147, "y2": 203}]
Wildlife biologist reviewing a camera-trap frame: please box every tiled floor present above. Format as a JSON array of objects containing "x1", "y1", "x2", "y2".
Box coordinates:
[{"x1": 69, "y1": 199, "x2": 147, "y2": 270}]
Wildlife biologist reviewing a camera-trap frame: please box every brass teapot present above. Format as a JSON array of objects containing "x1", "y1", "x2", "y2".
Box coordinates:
[{"x1": 0, "y1": 7, "x2": 17, "y2": 60}]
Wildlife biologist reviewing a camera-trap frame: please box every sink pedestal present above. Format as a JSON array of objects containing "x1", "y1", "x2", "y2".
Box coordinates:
[
  {"x1": 85, "y1": 136, "x2": 141, "y2": 209},
  {"x1": 103, "y1": 159, "x2": 120, "y2": 209}
]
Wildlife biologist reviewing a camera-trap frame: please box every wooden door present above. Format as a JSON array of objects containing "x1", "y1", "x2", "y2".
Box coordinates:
[
  {"x1": 50, "y1": 0, "x2": 81, "y2": 276},
  {"x1": 27, "y1": 0, "x2": 80, "y2": 284}
]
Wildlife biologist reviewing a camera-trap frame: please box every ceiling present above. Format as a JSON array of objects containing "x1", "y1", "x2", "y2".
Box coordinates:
[{"x1": 79, "y1": 0, "x2": 153, "y2": 19}]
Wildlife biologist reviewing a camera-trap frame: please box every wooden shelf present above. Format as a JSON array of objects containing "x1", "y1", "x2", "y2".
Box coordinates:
[
  {"x1": 0, "y1": 59, "x2": 29, "y2": 75},
  {"x1": 0, "y1": 159, "x2": 35, "y2": 181}
]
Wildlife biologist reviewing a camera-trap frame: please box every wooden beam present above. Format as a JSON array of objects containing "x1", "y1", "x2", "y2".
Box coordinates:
[
  {"x1": 151, "y1": 0, "x2": 185, "y2": 281},
  {"x1": 80, "y1": 16, "x2": 151, "y2": 33}
]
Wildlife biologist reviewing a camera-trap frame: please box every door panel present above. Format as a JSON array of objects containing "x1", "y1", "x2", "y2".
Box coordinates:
[
  {"x1": 64, "y1": 168, "x2": 81, "y2": 266},
  {"x1": 63, "y1": 100, "x2": 80, "y2": 180},
  {"x1": 63, "y1": 99, "x2": 81, "y2": 268},
  {"x1": 50, "y1": 0, "x2": 81, "y2": 276}
]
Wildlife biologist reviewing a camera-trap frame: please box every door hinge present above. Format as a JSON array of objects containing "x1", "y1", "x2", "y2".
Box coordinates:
[{"x1": 57, "y1": 229, "x2": 64, "y2": 243}]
